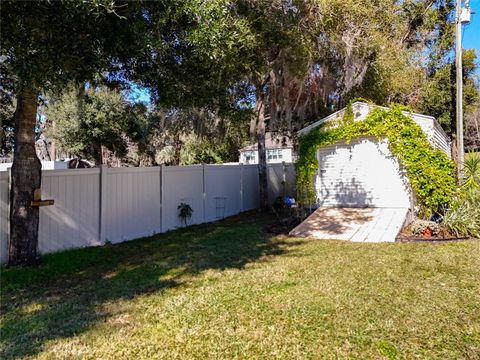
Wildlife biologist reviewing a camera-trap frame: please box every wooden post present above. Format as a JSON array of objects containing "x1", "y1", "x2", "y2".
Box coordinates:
[{"x1": 455, "y1": 0, "x2": 465, "y2": 178}]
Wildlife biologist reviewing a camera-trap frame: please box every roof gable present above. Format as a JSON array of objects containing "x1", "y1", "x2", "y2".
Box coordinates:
[
  {"x1": 297, "y1": 102, "x2": 451, "y2": 158},
  {"x1": 298, "y1": 102, "x2": 440, "y2": 136}
]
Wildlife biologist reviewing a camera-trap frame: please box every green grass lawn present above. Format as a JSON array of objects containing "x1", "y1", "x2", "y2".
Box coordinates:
[{"x1": 1, "y1": 213, "x2": 479, "y2": 359}]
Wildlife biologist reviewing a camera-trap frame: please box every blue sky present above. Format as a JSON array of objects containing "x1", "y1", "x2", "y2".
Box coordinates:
[
  {"x1": 463, "y1": 0, "x2": 480, "y2": 72},
  {"x1": 127, "y1": 83, "x2": 151, "y2": 104}
]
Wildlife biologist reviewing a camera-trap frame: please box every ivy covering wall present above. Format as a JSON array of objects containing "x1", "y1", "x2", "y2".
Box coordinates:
[{"x1": 296, "y1": 103, "x2": 456, "y2": 216}]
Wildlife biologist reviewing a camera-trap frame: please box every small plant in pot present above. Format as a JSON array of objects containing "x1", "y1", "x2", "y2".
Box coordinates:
[
  {"x1": 178, "y1": 202, "x2": 193, "y2": 227},
  {"x1": 411, "y1": 219, "x2": 440, "y2": 238}
]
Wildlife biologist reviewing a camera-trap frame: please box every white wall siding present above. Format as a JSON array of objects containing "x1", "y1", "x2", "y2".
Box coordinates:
[
  {"x1": 409, "y1": 114, "x2": 451, "y2": 158},
  {"x1": 432, "y1": 122, "x2": 451, "y2": 158},
  {"x1": 299, "y1": 102, "x2": 452, "y2": 158},
  {"x1": 316, "y1": 137, "x2": 410, "y2": 208},
  {"x1": 239, "y1": 148, "x2": 293, "y2": 164},
  {"x1": 0, "y1": 161, "x2": 69, "y2": 171}
]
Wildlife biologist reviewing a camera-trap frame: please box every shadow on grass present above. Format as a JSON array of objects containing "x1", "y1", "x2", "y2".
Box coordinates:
[{"x1": 0, "y1": 212, "x2": 299, "y2": 359}]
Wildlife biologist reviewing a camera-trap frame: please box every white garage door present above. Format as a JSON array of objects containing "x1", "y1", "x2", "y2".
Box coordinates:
[{"x1": 315, "y1": 137, "x2": 410, "y2": 208}]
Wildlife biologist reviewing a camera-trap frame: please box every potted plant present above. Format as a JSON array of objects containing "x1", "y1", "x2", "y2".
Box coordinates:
[
  {"x1": 411, "y1": 219, "x2": 440, "y2": 238},
  {"x1": 178, "y1": 202, "x2": 193, "y2": 227}
]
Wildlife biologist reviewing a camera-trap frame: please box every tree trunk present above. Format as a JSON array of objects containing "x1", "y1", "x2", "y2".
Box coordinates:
[
  {"x1": 93, "y1": 144, "x2": 103, "y2": 166},
  {"x1": 254, "y1": 86, "x2": 268, "y2": 210},
  {"x1": 50, "y1": 125, "x2": 57, "y2": 161},
  {"x1": 9, "y1": 89, "x2": 41, "y2": 266}
]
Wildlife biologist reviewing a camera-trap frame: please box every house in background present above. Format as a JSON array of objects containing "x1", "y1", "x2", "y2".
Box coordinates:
[
  {"x1": 239, "y1": 132, "x2": 295, "y2": 164},
  {"x1": 0, "y1": 160, "x2": 69, "y2": 172}
]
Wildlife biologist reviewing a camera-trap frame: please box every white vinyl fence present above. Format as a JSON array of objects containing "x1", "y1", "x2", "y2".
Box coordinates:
[{"x1": 0, "y1": 163, "x2": 295, "y2": 263}]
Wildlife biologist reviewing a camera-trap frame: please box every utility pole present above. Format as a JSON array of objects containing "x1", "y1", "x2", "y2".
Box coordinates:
[{"x1": 455, "y1": 0, "x2": 471, "y2": 178}]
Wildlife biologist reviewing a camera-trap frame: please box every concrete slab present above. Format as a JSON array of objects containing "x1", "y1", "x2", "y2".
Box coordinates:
[{"x1": 289, "y1": 207, "x2": 408, "y2": 242}]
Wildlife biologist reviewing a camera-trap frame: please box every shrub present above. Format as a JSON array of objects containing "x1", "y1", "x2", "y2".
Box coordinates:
[
  {"x1": 442, "y1": 154, "x2": 480, "y2": 238},
  {"x1": 461, "y1": 151, "x2": 480, "y2": 191},
  {"x1": 178, "y1": 202, "x2": 193, "y2": 226},
  {"x1": 442, "y1": 187, "x2": 480, "y2": 238},
  {"x1": 411, "y1": 220, "x2": 440, "y2": 236}
]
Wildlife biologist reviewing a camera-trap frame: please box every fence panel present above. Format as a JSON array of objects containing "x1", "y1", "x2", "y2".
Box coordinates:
[
  {"x1": 0, "y1": 163, "x2": 296, "y2": 263},
  {"x1": 284, "y1": 163, "x2": 297, "y2": 197},
  {"x1": 204, "y1": 165, "x2": 242, "y2": 222},
  {"x1": 104, "y1": 167, "x2": 161, "y2": 243},
  {"x1": 162, "y1": 166, "x2": 204, "y2": 231},
  {"x1": 0, "y1": 172, "x2": 8, "y2": 264},
  {"x1": 38, "y1": 169, "x2": 101, "y2": 254},
  {"x1": 267, "y1": 164, "x2": 285, "y2": 204},
  {"x1": 242, "y1": 165, "x2": 260, "y2": 210}
]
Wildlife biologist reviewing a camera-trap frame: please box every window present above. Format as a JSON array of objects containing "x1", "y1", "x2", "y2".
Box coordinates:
[
  {"x1": 244, "y1": 151, "x2": 256, "y2": 164},
  {"x1": 267, "y1": 149, "x2": 283, "y2": 161}
]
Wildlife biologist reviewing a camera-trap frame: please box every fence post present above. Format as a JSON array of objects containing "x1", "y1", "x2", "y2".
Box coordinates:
[
  {"x1": 158, "y1": 165, "x2": 161, "y2": 233},
  {"x1": 160, "y1": 164, "x2": 165, "y2": 232},
  {"x1": 239, "y1": 163, "x2": 244, "y2": 212},
  {"x1": 5, "y1": 168, "x2": 12, "y2": 263},
  {"x1": 99, "y1": 165, "x2": 107, "y2": 244},
  {"x1": 202, "y1": 164, "x2": 206, "y2": 223}
]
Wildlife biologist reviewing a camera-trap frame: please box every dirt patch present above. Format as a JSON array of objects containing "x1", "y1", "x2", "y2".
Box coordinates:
[
  {"x1": 266, "y1": 219, "x2": 301, "y2": 235},
  {"x1": 396, "y1": 224, "x2": 471, "y2": 242}
]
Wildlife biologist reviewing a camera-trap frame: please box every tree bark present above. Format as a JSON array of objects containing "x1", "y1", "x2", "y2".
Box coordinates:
[
  {"x1": 93, "y1": 144, "x2": 103, "y2": 166},
  {"x1": 254, "y1": 85, "x2": 268, "y2": 210},
  {"x1": 9, "y1": 89, "x2": 41, "y2": 266}
]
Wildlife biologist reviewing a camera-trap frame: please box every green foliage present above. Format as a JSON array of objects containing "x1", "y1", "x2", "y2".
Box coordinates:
[
  {"x1": 179, "y1": 135, "x2": 224, "y2": 165},
  {"x1": 376, "y1": 340, "x2": 398, "y2": 360},
  {"x1": 45, "y1": 84, "x2": 143, "y2": 164},
  {"x1": 416, "y1": 49, "x2": 478, "y2": 134},
  {"x1": 177, "y1": 203, "x2": 193, "y2": 226},
  {"x1": 296, "y1": 103, "x2": 456, "y2": 215},
  {"x1": 1, "y1": 1, "x2": 149, "y2": 93},
  {"x1": 461, "y1": 151, "x2": 480, "y2": 191},
  {"x1": 342, "y1": 101, "x2": 355, "y2": 124},
  {"x1": 442, "y1": 153, "x2": 480, "y2": 238},
  {"x1": 442, "y1": 187, "x2": 480, "y2": 238},
  {"x1": 411, "y1": 220, "x2": 440, "y2": 236}
]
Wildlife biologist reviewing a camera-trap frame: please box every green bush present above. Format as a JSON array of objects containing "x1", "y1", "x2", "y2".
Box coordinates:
[
  {"x1": 442, "y1": 187, "x2": 480, "y2": 238},
  {"x1": 442, "y1": 155, "x2": 480, "y2": 238},
  {"x1": 296, "y1": 103, "x2": 456, "y2": 216},
  {"x1": 461, "y1": 151, "x2": 480, "y2": 191}
]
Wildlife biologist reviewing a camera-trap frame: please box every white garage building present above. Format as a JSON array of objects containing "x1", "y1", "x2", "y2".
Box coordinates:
[
  {"x1": 290, "y1": 102, "x2": 451, "y2": 242},
  {"x1": 298, "y1": 102, "x2": 451, "y2": 210}
]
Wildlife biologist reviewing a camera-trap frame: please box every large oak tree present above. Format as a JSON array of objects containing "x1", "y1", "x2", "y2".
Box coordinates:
[{"x1": 1, "y1": 1, "x2": 152, "y2": 265}]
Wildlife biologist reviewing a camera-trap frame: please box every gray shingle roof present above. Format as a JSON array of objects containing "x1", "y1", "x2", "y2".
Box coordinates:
[{"x1": 240, "y1": 132, "x2": 293, "y2": 151}]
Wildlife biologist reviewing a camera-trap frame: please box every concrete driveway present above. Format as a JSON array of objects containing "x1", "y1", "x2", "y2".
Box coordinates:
[{"x1": 289, "y1": 207, "x2": 409, "y2": 243}]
